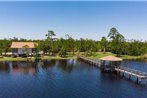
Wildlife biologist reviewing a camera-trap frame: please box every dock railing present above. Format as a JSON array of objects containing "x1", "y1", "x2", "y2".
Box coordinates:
[
  {"x1": 79, "y1": 56, "x2": 147, "y2": 84},
  {"x1": 115, "y1": 66, "x2": 147, "y2": 79}
]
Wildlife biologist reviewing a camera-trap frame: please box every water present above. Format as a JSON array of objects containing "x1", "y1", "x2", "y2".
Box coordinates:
[{"x1": 0, "y1": 59, "x2": 147, "y2": 98}]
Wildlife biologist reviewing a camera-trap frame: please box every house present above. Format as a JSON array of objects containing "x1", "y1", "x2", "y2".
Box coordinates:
[{"x1": 11, "y1": 42, "x2": 37, "y2": 56}]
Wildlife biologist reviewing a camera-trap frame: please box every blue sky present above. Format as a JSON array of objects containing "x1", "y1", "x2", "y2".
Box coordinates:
[{"x1": 0, "y1": 1, "x2": 147, "y2": 40}]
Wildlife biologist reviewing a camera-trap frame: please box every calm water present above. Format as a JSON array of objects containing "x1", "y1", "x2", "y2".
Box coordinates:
[{"x1": 0, "y1": 59, "x2": 147, "y2": 98}]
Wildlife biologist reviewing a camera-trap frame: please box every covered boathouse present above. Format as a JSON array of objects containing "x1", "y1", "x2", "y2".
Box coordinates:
[{"x1": 99, "y1": 55, "x2": 123, "y2": 72}]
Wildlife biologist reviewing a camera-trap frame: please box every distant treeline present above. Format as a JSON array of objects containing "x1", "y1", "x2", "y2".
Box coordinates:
[{"x1": 0, "y1": 27, "x2": 147, "y2": 57}]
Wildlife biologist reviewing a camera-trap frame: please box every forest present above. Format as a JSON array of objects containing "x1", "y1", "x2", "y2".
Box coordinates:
[{"x1": 0, "y1": 27, "x2": 147, "y2": 58}]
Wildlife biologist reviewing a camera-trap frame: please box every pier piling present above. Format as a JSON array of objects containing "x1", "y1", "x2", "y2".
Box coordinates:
[{"x1": 79, "y1": 56, "x2": 147, "y2": 85}]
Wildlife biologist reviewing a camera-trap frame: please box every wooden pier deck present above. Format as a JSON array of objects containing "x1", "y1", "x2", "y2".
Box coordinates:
[
  {"x1": 115, "y1": 66, "x2": 147, "y2": 84},
  {"x1": 79, "y1": 56, "x2": 101, "y2": 67},
  {"x1": 79, "y1": 56, "x2": 147, "y2": 84},
  {"x1": 115, "y1": 66, "x2": 147, "y2": 79}
]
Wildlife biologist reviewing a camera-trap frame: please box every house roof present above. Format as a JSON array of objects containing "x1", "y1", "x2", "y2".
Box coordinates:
[
  {"x1": 99, "y1": 55, "x2": 123, "y2": 61},
  {"x1": 11, "y1": 42, "x2": 36, "y2": 48}
]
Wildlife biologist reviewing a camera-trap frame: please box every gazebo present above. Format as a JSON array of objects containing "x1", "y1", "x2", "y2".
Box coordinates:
[{"x1": 99, "y1": 55, "x2": 123, "y2": 72}]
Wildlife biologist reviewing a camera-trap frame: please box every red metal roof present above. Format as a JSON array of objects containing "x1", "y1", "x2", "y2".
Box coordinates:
[{"x1": 11, "y1": 42, "x2": 36, "y2": 48}]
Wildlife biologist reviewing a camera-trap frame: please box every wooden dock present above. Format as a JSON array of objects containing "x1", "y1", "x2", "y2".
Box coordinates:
[
  {"x1": 115, "y1": 66, "x2": 147, "y2": 84},
  {"x1": 79, "y1": 56, "x2": 101, "y2": 67},
  {"x1": 79, "y1": 56, "x2": 147, "y2": 84}
]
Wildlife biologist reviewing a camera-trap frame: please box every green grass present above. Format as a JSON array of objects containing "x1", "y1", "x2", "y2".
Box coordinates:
[
  {"x1": 0, "y1": 55, "x2": 76, "y2": 62},
  {"x1": 42, "y1": 55, "x2": 77, "y2": 60},
  {"x1": 120, "y1": 55, "x2": 142, "y2": 60},
  {"x1": 86, "y1": 52, "x2": 143, "y2": 60},
  {"x1": 87, "y1": 52, "x2": 115, "y2": 60},
  {"x1": 0, "y1": 56, "x2": 77, "y2": 61},
  {"x1": 0, "y1": 52, "x2": 145, "y2": 61},
  {"x1": 0, "y1": 57, "x2": 29, "y2": 61}
]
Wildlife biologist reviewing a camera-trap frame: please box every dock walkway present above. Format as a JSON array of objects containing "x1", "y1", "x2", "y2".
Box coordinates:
[
  {"x1": 79, "y1": 56, "x2": 101, "y2": 67},
  {"x1": 115, "y1": 66, "x2": 147, "y2": 84},
  {"x1": 79, "y1": 56, "x2": 147, "y2": 84},
  {"x1": 115, "y1": 66, "x2": 147, "y2": 79}
]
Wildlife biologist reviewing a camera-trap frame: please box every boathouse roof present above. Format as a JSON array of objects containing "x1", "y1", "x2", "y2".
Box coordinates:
[
  {"x1": 99, "y1": 55, "x2": 123, "y2": 61},
  {"x1": 11, "y1": 42, "x2": 36, "y2": 48}
]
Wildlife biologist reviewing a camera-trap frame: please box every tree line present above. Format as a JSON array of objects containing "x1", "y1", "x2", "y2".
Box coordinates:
[{"x1": 0, "y1": 28, "x2": 147, "y2": 57}]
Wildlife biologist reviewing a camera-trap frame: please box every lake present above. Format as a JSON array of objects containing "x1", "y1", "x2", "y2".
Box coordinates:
[{"x1": 0, "y1": 59, "x2": 147, "y2": 98}]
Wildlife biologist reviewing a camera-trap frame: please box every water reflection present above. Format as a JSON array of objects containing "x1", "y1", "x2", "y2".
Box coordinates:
[
  {"x1": 0, "y1": 60, "x2": 76, "y2": 75},
  {"x1": 41, "y1": 60, "x2": 56, "y2": 69},
  {"x1": 0, "y1": 62, "x2": 9, "y2": 73},
  {"x1": 0, "y1": 60, "x2": 147, "y2": 98},
  {"x1": 11, "y1": 62, "x2": 37, "y2": 75},
  {"x1": 57, "y1": 59, "x2": 74, "y2": 73}
]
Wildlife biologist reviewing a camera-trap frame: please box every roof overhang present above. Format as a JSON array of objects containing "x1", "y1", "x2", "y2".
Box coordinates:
[
  {"x1": 99, "y1": 55, "x2": 123, "y2": 61},
  {"x1": 11, "y1": 42, "x2": 36, "y2": 48}
]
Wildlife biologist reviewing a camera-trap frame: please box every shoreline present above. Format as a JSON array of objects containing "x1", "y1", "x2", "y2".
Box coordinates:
[
  {"x1": 0, "y1": 56, "x2": 77, "y2": 61},
  {"x1": 0, "y1": 53, "x2": 145, "y2": 61}
]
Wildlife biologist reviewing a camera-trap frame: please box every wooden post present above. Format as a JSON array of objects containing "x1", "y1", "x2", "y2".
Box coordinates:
[
  {"x1": 137, "y1": 77, "x2": 141, "y2": 84},
  {"x1": 121, "y1": 72, "x2": 124, "y2": 77},
  {"x1": 128, "y1": 74, "x2": 131, "y2": 80},
  {"x1": 139, "y1": 78, "x2": 141, "y2": 84},
  {"x1": 136, "y1": 77, "x2": 139, "y2": 84},
  {"x1": 117, "y1": 71, "x2": 120, "y2": 76}
]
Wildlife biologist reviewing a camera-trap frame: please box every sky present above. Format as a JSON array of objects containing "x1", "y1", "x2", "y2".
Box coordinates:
[{"x1": 0, "y1": 1, "x2": 147, "y2": 40}]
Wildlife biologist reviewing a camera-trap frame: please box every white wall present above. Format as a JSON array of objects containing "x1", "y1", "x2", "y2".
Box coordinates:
[{"x1": 18, "y1": 48, "x2": 32, "y2": 54}]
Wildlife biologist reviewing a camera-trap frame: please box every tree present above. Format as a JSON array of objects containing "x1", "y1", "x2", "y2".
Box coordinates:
[
  {"x1": 46, "y1": 30, "x2": 56, "y2": 41},
  {"x1": 100, "y1": 37, "x2": 107, "y2": 54},
  {"x1": 11, "y1": 37, "x2": 18, "y2": 41},
  {"x1": 58, "y1": 38, "x2": 68, "y2": 57},
  {"x1": 3, "y1": 40, "x2": 11, "y2": 55},
  {"x1": 38, "y1": 40, "x2": 50, "y2": 55},
  {"x1": 108, "y1": 28, "x2": 119, "y2": 39},
  {"x1": 0, "y1": 48, "x2": 2, "y2": 56},
  {"x1": 65, "y1": 34, "x2": 75, "y2": 55},
  {"x1": 45, "y1": 30, "x2": 56, "y2": 55},
  {"x1": 108, "y1": 27, "x2": 125, "y2": 56},
  {"x1": 59, "y1": 46, "x2": 67, "y2": 57},
  {"x1": 0, "y1": 40, "x2": 11, "y2": 56}
]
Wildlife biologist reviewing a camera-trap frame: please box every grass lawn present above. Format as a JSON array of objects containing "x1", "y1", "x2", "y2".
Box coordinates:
[
  {"x1": 86, "y1": 52, "x2": 143, "y2": 60},
  {"x1": 0, "y1": 57, "x2": 29, "y2": 61},
  {"x1": 0, "y1": 52, "x2": 144, "y2": 61},
  {"x1": 120, "y1": 55, "x2": 142, "y2": 60},
  {"x1": 0, "y1": 55, "x2": 77, "y2": 61},
  {"x1": 42, "y1": 55, "x2": 77, "y2": 60},
  {"x1": 88, "y1": 52, "x2": 115, "y2": 60}
]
